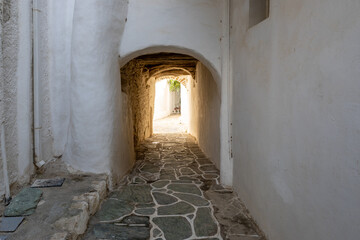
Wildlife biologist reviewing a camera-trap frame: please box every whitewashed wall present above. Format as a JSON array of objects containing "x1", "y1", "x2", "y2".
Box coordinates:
[
  {"x1": 43, "y1": 0, "x2": 223, "y2": 181},
  {"x1": 0, "y1": 0, "x2": 33, "y2": 196},
  {"x1": 63, "y1": 0, "x2": 128, "y2": 176},
  {"x1": 230, "y1": 0, "x2": 360, "y2": 239},
  {"x1": 180, "y1": 82, "x2": 190, "y2": 127},
  {"x1": 189, "y1": 62, "x2": 221, "y2": 168},
  {"x1": 154, "y1": 80, "x2": 173, "y2": 120}
]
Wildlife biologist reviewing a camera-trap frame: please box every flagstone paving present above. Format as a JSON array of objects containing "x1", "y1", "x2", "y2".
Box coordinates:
[{"x1": 83, "y1": 133, "x2": 266, "y2": 240}]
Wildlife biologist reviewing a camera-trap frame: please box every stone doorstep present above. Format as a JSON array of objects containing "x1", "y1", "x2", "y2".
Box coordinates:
[{"x1": 51, "y1": 180, "x2": 108, "y2": 240}]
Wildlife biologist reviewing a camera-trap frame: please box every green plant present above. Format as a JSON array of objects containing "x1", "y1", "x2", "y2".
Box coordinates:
[{"x1": 168, "y1": 79, "x2": 181, "y2": 92}]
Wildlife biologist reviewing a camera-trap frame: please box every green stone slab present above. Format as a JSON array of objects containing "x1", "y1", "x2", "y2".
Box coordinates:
[
  {"x1": 153, "y1": 192, "x2": 177, "y2": 205},
  {"x1": 180, "y1": 167, "x2": 196, "y2": 175},
  {"x1": 194, "y1": 207, "x2": 218, "y2": 237},
  {"x1": 158, "y1": 201, "x2": 195, "y2": 215},
  {"x1": 134, "y1": 208, "x2": 155, "y2": 215},
  {"x1": 153, "y1": 216, "x2": 192, "y2": 240},
  {"x1": 199, "y1": 165, "x2": 219, "y2": 173},
  {"x1": 4, "y1": 188, "x2": 42, "y2": 217},
  {"x1": 153, "y1": 228, "x2": 162, "y2": 238},
  {"x1": 174, "y1": 193, "x2": 209, "y2": 207},
  {"x1": 90, "y1": 223, "x2": 150, "y2": 240},
  {"x1": 151, "y1": 180, "x2": 169, "y2": 189},
  {"x1": 117, "y1": 185, "x2": 153, "y2": 204},
  {"x1": 96, "y1": 199, "x2": 133, "y2": 221},
  {"x1": 141, "y1": 164, "x2": 161, "y2": 174},
  {"x1": 168, "y1": 184, "x2": 202, "y2": 196},
  {"x1": 121, "y1": 215, "x2": 149, "y2": 226}
]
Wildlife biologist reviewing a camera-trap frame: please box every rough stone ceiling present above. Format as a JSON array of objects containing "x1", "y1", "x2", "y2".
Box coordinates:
[{"x1": 135, "y1": 53, "x2": 198, "y2": 79}]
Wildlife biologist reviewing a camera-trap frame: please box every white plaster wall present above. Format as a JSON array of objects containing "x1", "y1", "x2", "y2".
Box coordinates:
[
  {"x1": 154, "y1": 79, "x2": 172, "y2": 120},
  {"x1": 16, "y1": 0, "x2": 33, "y2": 183},
  {"x1": 230, "y1": 0, "x2": 360, "y2": 239},
  {"x1": 189, "y1": 62, "x2": 220, "y2": 168},
  {"x1": 37, "y1": 0, "x2": 53, "y2": 165},
  {"x1": 180, "y1": 83, "x2": 190, "y2": 127},
  {"x1": 0, "y1": 0, "x2": 33, "y2": 195},
  {"x1": 47, "y1": 0, "x2": 75, "y2": 157},
  {"x1": 63, "y1": 0, "x2": 129, "y2": 176},
  {"x1": 1, "y1": 0, "x2": 20, "y2": 191},
  {"x1": 119, "y1": 0, "x2": 223, "y2": 88}
]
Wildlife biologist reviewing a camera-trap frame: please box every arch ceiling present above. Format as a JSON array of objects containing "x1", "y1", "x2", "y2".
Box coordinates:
[{"x1": 134, "y1": 53, "x2": 198, "y2": 80}]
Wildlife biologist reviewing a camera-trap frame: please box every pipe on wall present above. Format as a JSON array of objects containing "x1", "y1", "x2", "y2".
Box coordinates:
[
  {"x1": 32, "y1": 0, "x2": 43, "y2": 168},
  {"x1": 1, "y1": 123, "x2": 11, "y2": 205},
  {"x1": 220, "y1": 0, "x2": 233, "y2": 186}
]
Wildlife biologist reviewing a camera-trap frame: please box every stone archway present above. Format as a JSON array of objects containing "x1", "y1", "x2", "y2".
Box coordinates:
[{"x1": 119, "y1": 51, "x2": 222, "y2": 179}]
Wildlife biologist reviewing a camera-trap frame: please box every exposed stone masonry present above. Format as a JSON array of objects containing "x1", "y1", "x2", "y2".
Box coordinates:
[
  {"x1": 121, "y1": 59, "x2": 154, "y2": 145},
  {"x1": 120, "y1": 53, "x2": 198, "y2": 147}
]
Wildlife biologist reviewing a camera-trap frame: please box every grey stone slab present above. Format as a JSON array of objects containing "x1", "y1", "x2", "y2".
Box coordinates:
[
  {"x1": 4, "y1": 188, "x2": 42, "y2": 217},
  {"x1": 117, "y1": 185, "x2": 153, "y2": 204},
  {"x1": 160, "y1": 169, "x2": 177, "y2": 180},
  {"x1": 174, "y1": 193, "x2": 210, "y2": 207},
  {"x1": 121, "y1": 215, "x2": 149, "y2": 227},
  {"x1": 196, "y1": 158, "x2": 212, "y2": 165},
  {"x1": 168, "y1": 184, "x2": 202, "y2": 196},
  {"x1": 132, "y1": 177, "x2": 146, "y2": 184},
  {"x1": 0, "y1": 236, "x2": 7, "y2": 240},
  {"x1": 153, "y1": 228, "x2": 162, "y2": 238},
  {"x1": 203, "y1": 174, "x2": 219, "y2": 179},
  {"x1": 141, "y1": 164, "x2": 160, "y2": 174},
  {"x1": 179, "y1": 176, "x2": 198, "y2": 181},
  {"x1": 153, "y1": 192, "x2": 178, "y2": 205},
  {"x1": 158, "y1": 201, "x2": 195, "y2": 215},
  {"x1": 194, "y1": 207, "x2": 218, "y2": 237},
  {"x1": 171, "y1": 180, "x2": 193, "y2": 184},
  {"x1": 96, "y1": 199, "x2": 133, "y2": 221},
  {"x1": 31, "y1": 178, "x2": 65, "y2": 188},
  {"x1": 135, "y1": 208, "x2": 155, "y2": 215},
  {"x1": 136, "y1": 202, "x2": 155, "y2": 208},
  {"x1": 89, "y1": 223, "x2": 150, "y2": 240},
  {"x1": 0, "y1": 217, "x2": 24, "y2": 232},
  {"x1": 200, "y1": 165, "x2": 219, "y2": 173},
  {"x1": 153, "y1": 216, "x2": 192, "y2": 240},
  {"x1": 180, "y1": 167, "x2": 196, "y2": 175},
  {"x1": 151, "y1": 180, "x2": 169, "y2": 189}
]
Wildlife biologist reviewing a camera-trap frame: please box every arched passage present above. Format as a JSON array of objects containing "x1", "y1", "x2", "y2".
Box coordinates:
[
  {"x1": 119, "y1": 51, "x2": 221, "y2": 180},
  {"x1": 119, "y1": 46, "x2": 221, "y2": 92}
]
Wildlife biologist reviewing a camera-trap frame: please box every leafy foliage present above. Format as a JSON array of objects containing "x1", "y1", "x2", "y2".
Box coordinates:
[{"x1": 168, "y1": 79, "x2": 181, "y2": 92}]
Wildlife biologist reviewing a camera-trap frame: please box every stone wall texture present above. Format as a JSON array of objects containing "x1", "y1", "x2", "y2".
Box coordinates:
[{"x1": 121, "y1": 60, "x2": 155, "y2": 146}]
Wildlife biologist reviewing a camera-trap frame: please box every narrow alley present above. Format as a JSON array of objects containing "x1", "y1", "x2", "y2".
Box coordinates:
[
  {"x1": 83, "y1": 133, "x2": 265, "y2": 240},
  {"x1": 2, "y1": 1, "x2": 359, "y2": 239}
]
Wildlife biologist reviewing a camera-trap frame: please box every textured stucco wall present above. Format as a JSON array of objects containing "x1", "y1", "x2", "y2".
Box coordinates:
[
  {"x1": 0, "y1": 0, "x2": 33, "y2": 196},
  {"x1": 189, "y1": 62, "x2": 221, "y2": 168},
  {"x1": 63, "y1": 0, "x2": 129, "y2": 176},
  {"x1": 230, "y1": 0, "x2": 360, "y2": 239},
  {"x1": 47, "y1": 0, "x2": 74, "y2": 158}
]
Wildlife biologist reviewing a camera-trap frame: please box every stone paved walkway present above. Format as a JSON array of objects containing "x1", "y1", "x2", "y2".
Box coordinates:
[
  {"x1": 153, "y1": 114, "x2": 188, "y2": 133},
  {"x1": 83, "y1": 134, "x2": 265, "y2": 240}
]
